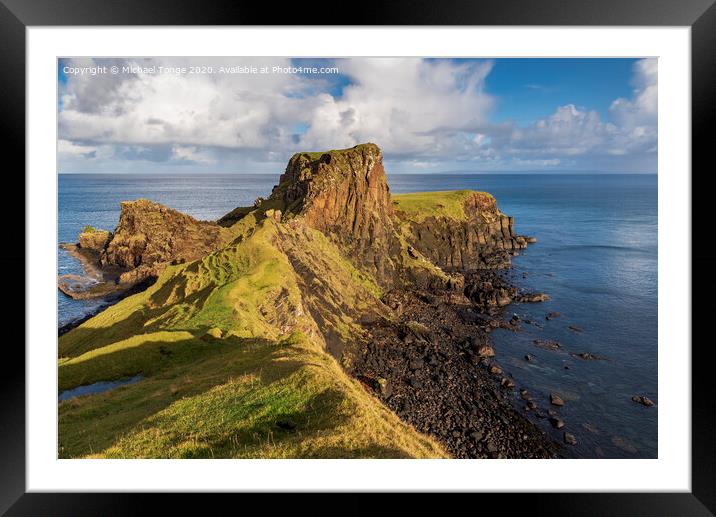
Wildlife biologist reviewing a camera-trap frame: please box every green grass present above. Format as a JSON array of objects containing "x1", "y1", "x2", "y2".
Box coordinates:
[
  {"x1": 59, "y1": 216, "x2": 447, "y2": 459},
  {"x1": 59, "y1": 331, "x2": 446, "y2": 459},
  {"x1": 392, "y1": 190, "x2": 494, "y2": 223},
  {"x1": 293, "y1": 143, "x2": 378, "y2": 162},
  {"x1": 82, "y1": 225, "x2": 97, "y2": 233}
]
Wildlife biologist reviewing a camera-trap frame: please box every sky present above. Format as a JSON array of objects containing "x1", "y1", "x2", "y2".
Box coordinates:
[{"x1": 57, "y1": 57, "x2": 657, "y2": 174}]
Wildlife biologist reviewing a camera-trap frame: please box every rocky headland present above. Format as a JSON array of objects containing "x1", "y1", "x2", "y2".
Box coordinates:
[{"x1": 58, "y1": 143, "x2": 558, "y2": 459}]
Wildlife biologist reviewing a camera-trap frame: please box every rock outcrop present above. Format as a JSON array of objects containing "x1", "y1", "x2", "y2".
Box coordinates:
[
  {"x1": 59, "y1": 199, "x2": 234, "y2": 300},
  {"x1": 219, "y1": 144, "x2": 532, "y2": 289},
  {"x1": 100, "y1": 199, "x2": 232, "y2": 284},
  {"x1": 78, "y1": 229, "x2": 111, "y2": 252},
  {"x1": 394, "y1": 190, "x2": 532, "y2": 270},
  {"x1": 267, "y1": 144, "x2": 446, "y2": 288}
]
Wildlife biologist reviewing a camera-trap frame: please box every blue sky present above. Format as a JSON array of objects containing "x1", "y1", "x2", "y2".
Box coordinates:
[
  {"x1": 57, "y1": 57, "x2": 657, "y2": 174},
  {"x1": 485, "y1": 58, "x2": 636, "y2": 125}
]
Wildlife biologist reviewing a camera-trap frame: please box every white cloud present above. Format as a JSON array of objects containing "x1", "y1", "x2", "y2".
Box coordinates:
[
  {"x1": 171, "y1": 145, "x2": 216, "y2": 165},
  {"x1": 57, "y1": 138, "x2": 113, "y2": 160},
  {"x1": 297, "y1": 59, "x2": 495, "y2": 157},
  {"x1": 477, "y1": 59, "x2": 658, "y2": 169},
  {"x1": 58, "y1": 57, "x2": 657, "y2": 173},
  {"x1": 609, "y1": 58, "x2": 658, "y2": 128}
]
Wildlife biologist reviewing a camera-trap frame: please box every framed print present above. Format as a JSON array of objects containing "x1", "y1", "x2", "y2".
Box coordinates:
[{"x1": 3, "y1": 0, "x2": 715, "y2": 514}]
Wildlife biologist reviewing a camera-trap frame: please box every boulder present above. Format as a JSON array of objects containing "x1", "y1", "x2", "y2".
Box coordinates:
[
  {"x1": 550, "y1": 392, "x2": 565, "y2": 406},
  {"x1": 631, "y1": 395, "x2": 655, "y2": 407},
  {"x1": 563, "y1": 432, "x2": 577, "y2": 445}
]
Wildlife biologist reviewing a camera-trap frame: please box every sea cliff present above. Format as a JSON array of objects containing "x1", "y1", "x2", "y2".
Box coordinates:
[{"x1": 58, "y1": 143, "x2": 553, "y2": 459}]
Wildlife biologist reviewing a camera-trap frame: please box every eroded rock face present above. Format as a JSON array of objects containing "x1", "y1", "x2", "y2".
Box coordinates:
[
  {"x1": 100, "y1": 199, "x2": 230, "y2": 283},
  {"x1": 78, "y1": 229, "x2": 111, "y2": 252},
  {"x1": 397, "y1": 192, "x2": 529, "y2": 270},
  {"x1": 269, "y1": 144, "x2": 420, "y2": 287}
]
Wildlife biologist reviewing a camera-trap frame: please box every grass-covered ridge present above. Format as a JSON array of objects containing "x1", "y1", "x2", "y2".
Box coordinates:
[
  {"x1": 59, "y1": 213, "x2": 447, "y2": 458},
  {"x1": 392, "y1": 190, "x2": 495, "y2": 223}
]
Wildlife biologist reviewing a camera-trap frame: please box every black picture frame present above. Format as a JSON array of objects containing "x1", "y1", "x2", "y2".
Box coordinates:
[{"x1": 2, "y1": 0, "x2": 713, "y2": 514}]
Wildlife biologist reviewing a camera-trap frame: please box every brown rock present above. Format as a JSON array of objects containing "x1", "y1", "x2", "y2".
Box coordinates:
[
  {"x1": 550, "y1": 392, "x2": 565, "y2": 406},
  {"x1": 101, "y1": 199, "x2": 231, "y2": 284},
  {"x1": 549, "y1": 417, "x2": 565, "y2": 429},
  {"x1": 631, "y1": 395, "x2": 655, "y2": 407},
  {"x1": 476, "y1": 343, "x2": 496, "y2": 358},
  {"x1": 564, "y1": 432, "x2": 577, "y2": 445},
  {"x1": 78, "y1": 229, "x2": 111, "y2": 252}
]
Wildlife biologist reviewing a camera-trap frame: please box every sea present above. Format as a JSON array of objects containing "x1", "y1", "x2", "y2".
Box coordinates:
[{"x1": 58, "y1": 172, "x2": 658, "y2": 458}]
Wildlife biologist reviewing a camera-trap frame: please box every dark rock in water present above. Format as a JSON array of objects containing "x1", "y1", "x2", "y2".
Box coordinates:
[
  {"x1": 568, "y1": 325, "x2": 584, "y2": 333},
  {"x1": 489, "y1": 365, "x2": 503, "y2": 376},
  {"x1": 563, "y1": 432, "x2": 577, "y2": 445},
  {"x1": 611, "y1": 436, "x2": 638, "y2": 454},
  {"x1": 526, "y1": 400, "x2": 537, "y2": 410},
  {"x1": 509, "y1": 314, "x2": 520, "y2": 324},
  {"x1": 631, "y1": 395, "x2": 655, "y2": 407},
  {"x1": 549, "y1": 392, "x2": 565, "y2": 406},
  {"x1": 500, "y1": 377, "x2": 515, "y2": 389},
  {"x1": 582, "y1": 423, "x2": 601, "y2": 435},
  {"x1": 525, "y1": 236, "x2": 537, "y2": 243},
  {"x1": 545, "y1": 311, "x2": 561, "y2": 320},
  {"x1": 534, "y1": 339, "x2": 560, "y2": 351},
  {"x1": 520, "y1": 390, "x2": 531, "y2": 401},
  {"x1": 570, "y1": 352, "x2": 607, "y2": 361},
  {"x1": 524, "y1": 353, "x2": 534, "y2": 362},
  {"x1": 549, "y1": 417, "x2": 565, "y2": 429},
  {"x1": 521, "y1": 292, "x2": 550, "y2": 303},
  {"x1": 276, "y1": 419, "x2": 297, "y2": 430}
]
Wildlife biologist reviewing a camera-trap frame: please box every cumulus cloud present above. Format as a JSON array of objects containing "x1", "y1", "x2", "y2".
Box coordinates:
[
  {"x1": 474, "y1": 58, "x2": 657, "y2": 169},
  {"x1": 57, "y1": 57, "x2": 657, "y2": 173},
  {"x1": 297, "y1": 59, "x2": 495, "y2": 157},
  {"x1": 171, "y1": 145, "x2": 216, "y2": 165}
]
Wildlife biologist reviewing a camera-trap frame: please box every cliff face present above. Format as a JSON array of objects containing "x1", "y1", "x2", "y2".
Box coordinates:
[
  {"x1": 100, "y1": 199, "x2": 231, "y2": 284},
  {"x1": 393, "y1": 190, "x2": 532, "y2": 270},
  {"x1": 265, "y1": 144, "x2": 531, "y2": 284},
  {"x1": 268, "y1": 144, "x2": 441, "y2": 288}
]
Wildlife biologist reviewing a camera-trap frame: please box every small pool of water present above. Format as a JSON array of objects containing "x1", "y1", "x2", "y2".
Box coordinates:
[{"x1": 59, "y1": 375, "x2": 143, "y2": 402}]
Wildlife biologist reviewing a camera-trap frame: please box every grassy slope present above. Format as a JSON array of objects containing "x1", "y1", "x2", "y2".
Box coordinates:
[
  {"x1": 59, "y1": 215, "x2": 446, "y2": 459},
  {"x1": 392, "y1": 190, "x2": 495, "y2": 223}
]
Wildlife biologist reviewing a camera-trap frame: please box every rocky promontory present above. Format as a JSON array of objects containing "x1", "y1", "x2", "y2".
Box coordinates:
[
  {"x1": 59, "y1": 143, "x2": 554, "y2": 459},
  {"x1": 394, "y1": 190, "x2": 534, "y2": 270},
  {"x1": 58, "y1": 199, "x2": 233, "y2": 300}
]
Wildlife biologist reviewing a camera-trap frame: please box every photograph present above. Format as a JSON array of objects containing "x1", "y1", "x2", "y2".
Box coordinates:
[{"x1": 56, "y1": 56, "x2": 658, "y2": 460}]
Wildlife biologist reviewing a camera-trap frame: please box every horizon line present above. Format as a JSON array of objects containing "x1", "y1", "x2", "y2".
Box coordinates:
[{"x1": 57, "y1": 170, "x2": 658, "y2": 176}]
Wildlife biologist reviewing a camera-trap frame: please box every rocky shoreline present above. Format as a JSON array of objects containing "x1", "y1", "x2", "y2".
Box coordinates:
[
  {"x1": 351, "y1": 271, "x2": 558, "y2": 458},
  {"x1": 58, "y1": 143, "x2": 569, "y2": 458}
]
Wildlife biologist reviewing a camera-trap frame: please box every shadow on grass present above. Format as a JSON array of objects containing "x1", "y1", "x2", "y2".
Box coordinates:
[
  {"x1": 58, "y1": 335, "x2": 306, "y2": 458},
  {"x1": 59, "y1": 279, "x2": 221, "y2": 359}
]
